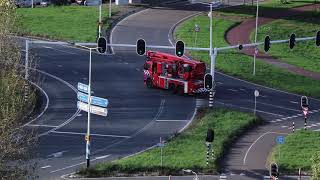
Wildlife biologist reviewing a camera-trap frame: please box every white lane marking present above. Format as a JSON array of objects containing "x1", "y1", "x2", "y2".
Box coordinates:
[
  {"x1": 47, "y1": 150, "x2": 68, "y2": 159},
  {"x1": 136, "y1": 68, "x2": 141, "y2": 71},
  {"x1": 77, "y1": 113, "x2": 82, "y2": 117},
  {"x1": 51, "y1": 131, "x2": 131, "y2": 138},
  {"x1": 254, "y1": 101, "x2": 300, "y2": 112},
  {"x1": 41, "y1": 165, "x2": 51, "y2": 169},
  {"x1": 260, "y1": 95, "x2": 268, "y2": 98},
  {"x1": 290, "y1": 101, "x2": 299, "y2": 104},
  {"x1": 57, "y1": 64, "x2": 63, "y2": 68},
  {"x1": 42, "y1": 45, "x2": 77, "y2": 55},
  {"x1": 281, "y1": 125, "x2": 288, "y2": 128},
  {"x1": 264, "y1": 176, "x2": 270, "y2": 179},
  {"x1": 239, "y1": 88, "x2": 246, "y2": 91},
  {"x1": 123, "y1": 62, "x2": 129, "y2": 65},
  {"x1": 243, "y1": 131, "x2": 288, "y2": 165},
  {"x1": 156, "y1": 120, "x2": 189, "y2": 122},
  {"x1": 27, "y1": 124, "x2": 58, "y2": 128},
  {"x1": 94, "y1": 154, "x2": 111, "y2": 160},
  {"x1": 217, "y1": 82, "x2": 223, "y2": 85},
  {"x1": 215, "y1": 71, "x2": 320, "y2": 103},
  {"x1": 22, "y1": 80, "x2": 49, "y2": 127},
  {"x1": 271, "y1": 109, "x2": 320, "y2": 123},
  {"x1": 216, "y1": 101, "x2": 284, "y2": 117}
]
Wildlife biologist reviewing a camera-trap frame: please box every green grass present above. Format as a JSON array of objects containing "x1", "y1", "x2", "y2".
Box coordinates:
[
  {"x1": 270, "y1": 131, "x2": 320, "y2": 174},
  {"x1": 78, "y1": 109, "x2": 261, "y2": 177},
  {"x1": 175, "y1": 15, "x2": 320, "y2": 98},
  {"x1": 253, "y1": 12, "x2": 320, "y2": 73},
  {"x1": 16, "y1": 5, "x2": 118, "y2": 42},
  {"x1": 216, "y1": 0, "x2": 318, "y2": 18}
]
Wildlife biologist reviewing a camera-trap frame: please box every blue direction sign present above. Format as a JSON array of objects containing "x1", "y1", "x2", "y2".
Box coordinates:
[
  {"x1": 77, "y1": 92, "x2": 109, "y2": 108},
  {"x1": 276, "y1": 136, "x2": 285, "y2": 144},
  {"x1": 78, "y1": 82, "x2": 89, "y2": 94}
]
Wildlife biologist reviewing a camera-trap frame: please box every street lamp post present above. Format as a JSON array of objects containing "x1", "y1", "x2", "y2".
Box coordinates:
[
  {"x1": 208, "y1": 4, "x2": 216, "y2": 108},
  {"x1": 98, "y1": 4, "x2": 102, "y2": 37},
  {"x1": 109, "y1": 0, "x2": 112, "y2": 18}
]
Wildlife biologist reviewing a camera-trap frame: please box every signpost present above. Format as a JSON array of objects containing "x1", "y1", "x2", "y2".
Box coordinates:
[
  {"x1": 254, "y1": 90, "x2": 259, "y2": 116},
  {"x1": 77, "y1": 101, "x2": 108, "y2": 117},
  {"x1": 77, "y1": 92, "x2": 109, "y2": 108},
  {"x1": 276, "y1": 136, "x2": 285, "y2": 167}
]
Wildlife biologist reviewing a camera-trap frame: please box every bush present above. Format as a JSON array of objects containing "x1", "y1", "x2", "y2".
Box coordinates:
[{"x1": 312, "y1": 152, "x2": 320, "y2": 179}]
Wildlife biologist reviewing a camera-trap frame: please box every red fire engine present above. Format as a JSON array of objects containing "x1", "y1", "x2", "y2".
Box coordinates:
[{"x1": 143, "y1": 51, "x2": 206, "y2": 95}]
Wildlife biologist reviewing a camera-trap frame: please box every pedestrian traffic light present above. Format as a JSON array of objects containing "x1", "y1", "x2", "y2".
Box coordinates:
[
  {"x1": 175, "y1": 40, "x2": 184, "y2": 57},
  {"x1": 136, "y1": 39, "x2": 146, "y2": 56},
  {"x1": 204, "y1": 73, "x2": 213, "y2": 90},
  {"x1": 301, "y1": 96, "x2": 309, "y2": 108},
  {"x1": 97, "y1": 37, "x2": 107, "y2": 54},
  {"x1": 316, "y1": 31, "x2": 320, "y2": 47},
  {"x1": 264, "y1": 35, "x2": 271, "y2": 52},
  {"x1": 289, "y1": 33, "x2": 296, "y2": 49},
  {"x1": 270, "y1": 163, "x2": 279, "y2": 178},
  {"x1": 205, "y1": 128, "x2": 214, "y2": 143}
]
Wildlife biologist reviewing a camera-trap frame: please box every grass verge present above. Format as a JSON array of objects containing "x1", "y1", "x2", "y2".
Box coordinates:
[
  {"x1": 174, "y1": 14, "x2": 320, "y2": 98},
  {"x1": 269, "y1": 130, "x2": 320, "y2": 174},
  {"x1": 16, "y1": 5, "x2": 118, "y2": 42},
  {"x1": 253, "y1": 12, "x2": 320, "y2": 73},
  {"x1": 78, "y1": 108, "x2": 262, "y2": 177}
]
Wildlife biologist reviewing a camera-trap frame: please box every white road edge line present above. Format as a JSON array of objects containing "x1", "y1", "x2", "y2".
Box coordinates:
[{"x1": 156, "y1": 120, "x2": 189, "y2": 122}]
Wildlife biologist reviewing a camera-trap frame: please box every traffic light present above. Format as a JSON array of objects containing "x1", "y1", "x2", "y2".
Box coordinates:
[
  {"x1": 97, "y1": 37, "x2": 107, "y2": 54},
  {"x1": 204, "y1": 73, "x2": 213, "y2": 90},
  {"x1": 205, "y1": 128, "x2": 214, "y2": 143},
  {"x1": 301, "y1": 96, "x2": 309, "y2": 108},
  {"x1": 264, "y1": 35, "x2": 271, "y2": 52},
  {"x1": 238, "y1": 44, "x2": 243, "y2": 50},
  {"x1": 175, "y1": 40, "x2": 185, "y2": 57},
  {"x1": 289, "y1": 33, "x2": 296, "y2": 49},
  {"x1": 316, "y1": 31, "x2": 320, "y2": 47},
  {"x1": 270, "y1": 163, "x2": 278, "y2": 178},
  {"x1": 136, "y1": 39, "x2": 146, "y2": 56}
]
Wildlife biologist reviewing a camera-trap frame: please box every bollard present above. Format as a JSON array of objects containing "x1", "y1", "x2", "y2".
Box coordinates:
[{"x1": 292, "y1": 122, "x2": 295, "y2": 133}]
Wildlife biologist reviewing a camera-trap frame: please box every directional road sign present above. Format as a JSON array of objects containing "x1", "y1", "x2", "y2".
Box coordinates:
[
  {"x1": 254, "y1": 90, "x2": 260, "y2": 97},
  {"x1": 78, "y1": 82, "x2": 89, "y2": 94},
  {"x1": 77, "y1": 92, "x2": 109, "y2": 108},
  {"x1": 276, "y1": 136, "x2": 285, "y2": 144},
  {"x1": 77, "y1": 101, "x2": 108, "y2": 117}
]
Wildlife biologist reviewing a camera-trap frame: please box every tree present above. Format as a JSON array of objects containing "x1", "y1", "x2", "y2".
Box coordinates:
[
  {"x1": 312, "y1": 152, "x2": 320, "y2": 180},
  {"x1": 0, "y1": 0, "x2": 37, "y2": 179}
]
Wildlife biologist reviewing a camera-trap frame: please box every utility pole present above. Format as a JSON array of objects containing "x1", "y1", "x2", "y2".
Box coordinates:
[
  {"x1": 86, "y1": 48, "x2": 93, "y2": 168},
  {"x1": 253, "y1": 0, "x2": 259, "y2": 76}
]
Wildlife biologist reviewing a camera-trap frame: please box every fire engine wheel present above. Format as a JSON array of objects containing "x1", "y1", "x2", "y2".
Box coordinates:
[
  {"x1": 168, "y1": 83, "x2": 176, "y2": 93},
  {"x1": 177, "y1": 86, "x2": 185, "y2": 96},
  {"x1": 146, "y1": 78, "x2": 153, "y2": 89}
]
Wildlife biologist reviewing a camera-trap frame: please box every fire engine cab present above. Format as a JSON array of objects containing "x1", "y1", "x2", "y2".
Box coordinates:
[{"x1": 143, "y1": 51, "x2": 206, "y2": 95}]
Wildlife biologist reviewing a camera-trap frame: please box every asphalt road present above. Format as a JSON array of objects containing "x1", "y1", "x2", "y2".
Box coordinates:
[{"x1": 18, "y1": 0, "x2": 320, "y2": 180}]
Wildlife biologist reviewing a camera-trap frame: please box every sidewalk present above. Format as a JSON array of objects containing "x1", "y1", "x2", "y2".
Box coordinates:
[{"x1": 226, "y1": 3, "x2": 320, "y2": 80}]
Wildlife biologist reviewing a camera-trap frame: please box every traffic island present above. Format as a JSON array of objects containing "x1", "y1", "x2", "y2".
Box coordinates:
[{"x1": 77, "y1": 108, "x2": 262, "y2": 178}]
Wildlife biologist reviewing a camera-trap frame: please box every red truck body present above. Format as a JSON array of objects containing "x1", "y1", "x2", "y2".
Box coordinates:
[{"x1": 143, "y1": 51, "x2": 206, "y2": 95}]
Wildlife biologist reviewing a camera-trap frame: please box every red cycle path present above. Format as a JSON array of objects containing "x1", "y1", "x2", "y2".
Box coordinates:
[{"x1": 226, "y1": 3, "x2": 320, "y2": 80}]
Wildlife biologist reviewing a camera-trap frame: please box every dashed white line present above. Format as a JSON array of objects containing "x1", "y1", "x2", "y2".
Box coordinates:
[
  {"x1": 290, "y1": 101, "x2": 299, "y2": 104},
  {"x1": 227, "y1": 88, "x2": 238, "y2": 92},
  {"x1": 27, "y1": 124, "x2": 58, "y2": 128}
]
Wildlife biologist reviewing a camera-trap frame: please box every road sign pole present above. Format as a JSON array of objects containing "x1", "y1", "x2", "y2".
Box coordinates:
[
  {"x1": 86, "y1": 48, "x2": 93, "y2": 168},
  {"x1": 254, "y1": 95, "x2": 257, "y2": 116},
  {"x1": 25, "y1": 40, "x2": 29, "y2": 80},
  {"x1": 160, "y1": 137, "x2": 163, "y2": 167},
  {"x1": 195, "y1": 31, "x2": 198, "y2": 47},
  {"x1": 253, "y1": 0, "x2": 259, "y2": 76}
]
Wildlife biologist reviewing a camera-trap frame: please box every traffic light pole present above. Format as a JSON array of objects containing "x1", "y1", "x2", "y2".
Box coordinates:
[
  {"x1": 208, "y1": 4, "x2": 215, "y2": 108},
  {"x1": 99, "y1": 4, "x2": 102, "y2": 37},
  {"x1": 86, "y1": 48, "x2": 93, "y2": 168}
]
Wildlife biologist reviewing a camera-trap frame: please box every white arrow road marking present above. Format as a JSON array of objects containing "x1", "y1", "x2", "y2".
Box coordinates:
[
  {"x1": 94, "y1": 154, "x2": 111, "y2": 160},
  {"x1": 41, "y1": 165, "x2": 51, "y2": 169}
]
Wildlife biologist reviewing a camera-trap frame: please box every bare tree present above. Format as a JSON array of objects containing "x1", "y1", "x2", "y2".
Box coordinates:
[{"x1": 0, "y1": 0, "x2": 37, "y2": 179}]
